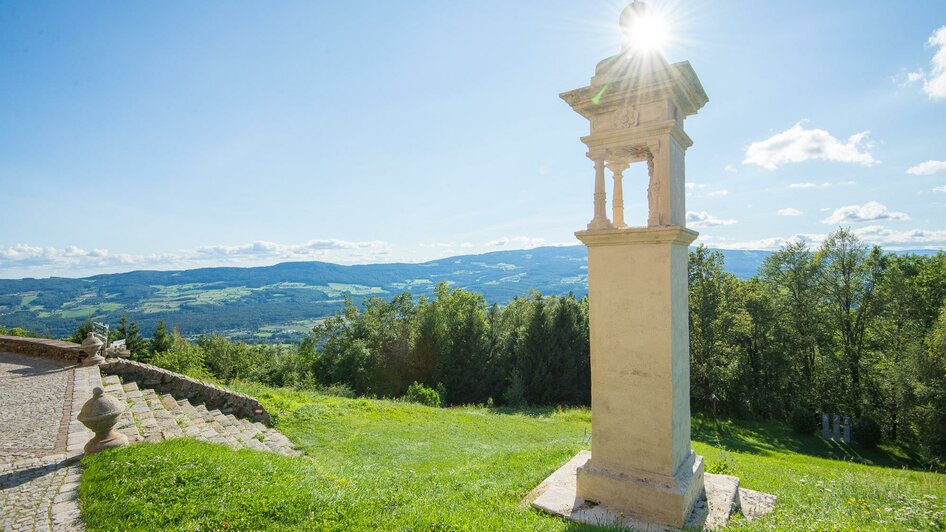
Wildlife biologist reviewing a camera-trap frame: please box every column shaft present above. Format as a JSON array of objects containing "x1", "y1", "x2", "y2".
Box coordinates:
[
  {"x1": 612, "y1": 166, "x2": 627, "y2": 229},
  {"x1": 588, "y1": 158, "x2": 611, "y2": 230}
]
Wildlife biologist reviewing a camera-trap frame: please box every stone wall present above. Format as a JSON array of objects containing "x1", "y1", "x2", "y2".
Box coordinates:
[
  {"x1": 0, "y1": 336, "x2": 84, "y2": 363},
  {"x1": 100, "y1": 359, "x2": 271, "y2": 424}
]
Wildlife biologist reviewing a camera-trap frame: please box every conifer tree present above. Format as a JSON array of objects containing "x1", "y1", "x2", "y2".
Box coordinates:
[
  {"x1": 150, "y1": 320, "x2": 173, "y2": 354},
  {"x1": 125, "y1": 321, "x2": 149, "y2": 361}
]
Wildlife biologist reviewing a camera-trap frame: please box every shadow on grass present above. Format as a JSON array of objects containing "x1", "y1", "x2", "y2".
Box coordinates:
[{"x1": 691, "y1": 413, "x2": 925, "y2": 471}]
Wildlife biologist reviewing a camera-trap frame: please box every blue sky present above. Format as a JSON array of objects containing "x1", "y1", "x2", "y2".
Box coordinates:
[{"x1": 1, "y1": 0, "x2": 945, "y2": 278}]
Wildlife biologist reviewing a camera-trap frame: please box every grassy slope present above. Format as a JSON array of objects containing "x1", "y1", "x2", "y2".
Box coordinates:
[{"x1": 79, "y1": 384, "x2": 946, "y2": 531}]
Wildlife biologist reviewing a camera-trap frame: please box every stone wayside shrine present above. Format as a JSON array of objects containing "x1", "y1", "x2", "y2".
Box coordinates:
[{"x1": 529, "y1": 2, "x2": 775, "y2": 529}]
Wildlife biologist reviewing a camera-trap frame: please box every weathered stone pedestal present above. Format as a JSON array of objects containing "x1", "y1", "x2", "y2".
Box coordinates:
[{"x1": 577, "y1": 226, "x2": 701, "y2": 528}]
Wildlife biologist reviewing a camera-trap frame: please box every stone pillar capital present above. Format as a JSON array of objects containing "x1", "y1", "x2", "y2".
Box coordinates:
[
  {"x1": 646, "y1": 139, "x2": 661, "y2": 156},
  {"x1": 606, "y1": 160, "x2": 630, "y2": 174}
]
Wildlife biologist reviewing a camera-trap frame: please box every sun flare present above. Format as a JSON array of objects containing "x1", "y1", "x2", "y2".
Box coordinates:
[{"x1": 620, "y1": 1, "x2": 671, "y2": 53}]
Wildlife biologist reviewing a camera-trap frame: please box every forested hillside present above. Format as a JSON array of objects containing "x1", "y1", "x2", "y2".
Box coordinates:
[{"x1": 60, "y1": 229, "x2": 946, "y2": 469}]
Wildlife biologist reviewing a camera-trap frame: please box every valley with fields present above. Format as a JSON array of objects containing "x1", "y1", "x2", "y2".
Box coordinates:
[{"x1": 0, "y1": 246, "x2": 781, "y2": 341}]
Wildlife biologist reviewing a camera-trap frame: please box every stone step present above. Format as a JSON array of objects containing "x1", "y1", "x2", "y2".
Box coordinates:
[
  {"x1": 142, "y1": 389, "x2": 184, "y2": 440},
  {"x1": 93, "y1": 374, "x2": 298, "y2": 457},
  {"x1": 101, "y1": 375, "x2": 142, "y2": 444},
  {"x1": 694, "y1": 473, "x2": 741, "y2": 530}
]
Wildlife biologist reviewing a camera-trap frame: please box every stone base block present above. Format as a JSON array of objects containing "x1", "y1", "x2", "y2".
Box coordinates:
[
  {"x1": 577, "y1": 453, "x2": 704, "y2": 528},
  {"x1": 529, "y1": 451, "x2": 775, "y2": 530}
]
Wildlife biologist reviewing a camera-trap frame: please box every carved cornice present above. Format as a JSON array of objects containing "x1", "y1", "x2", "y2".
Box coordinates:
[
  {"x1": 575, "y1": 225, "x2": 699, "y2": 246},
  {"x1": 580, "y1": 121, "x2": 693, "y2": 152}
]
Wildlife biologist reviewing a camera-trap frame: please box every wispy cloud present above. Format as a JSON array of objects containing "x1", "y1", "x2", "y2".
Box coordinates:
[
  {"x1": 853, "y1": 225, "x2": 946, "y2": 247},
  {"x1": 743, "y1": 122, "x2": 877, "y2": 170},
  {"x1": 700, "y1": 233, "x2": 824, "y2": 251},
  {"x1": 821, "y1": 201, "x2": 910, "y2": 224},
  {"x1": 0, "y1": 239, "x2": 395, "y2": 276},
  {"x1": 703, "y1": 224, "x2": 946, "y2": 251},
  {"x1": 483, "y1": 236, "x2": 548, "y2": 248},
  {"x1": 724, "y1": 164, "x2": 738, "y2": 173},
  {"x1": 907, "y1": 160, "x2": 946, "y2": 175},
  {"x1": 933, "y1": 185, "x2": 946, "y2": 194},
  {"x1": 787, "y1": 181, "x2": 855, "y2": 189},
  {"x1": 686, "y1": 211, "x2": 737, "y2": 228},
  {"x1": 707, "y1": 189, "x2": 729, "y2": 197},
  {"x1": 0, "y1": 235, "x2": 579, "y2": 278},
  {"x1": 777, "y1": 208, "x2": 803, "y2": 216}
]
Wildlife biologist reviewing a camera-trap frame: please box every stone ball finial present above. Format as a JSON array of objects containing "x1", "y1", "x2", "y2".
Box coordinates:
[
  {"x1": 78, "y1": 386, "x2": 128, "y2": 454},
  {"x1": 80, "y1": 332, "x2": 106, "y2": 366}
]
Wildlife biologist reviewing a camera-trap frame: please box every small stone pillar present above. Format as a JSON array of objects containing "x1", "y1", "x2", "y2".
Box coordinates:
[
  {"x1": 833, "y1": 414, "x2": 841, "y2": 441},
  {"x1": 77, "y1": 387, "x2": 128, "y2": 454},
  {"x1": 822, "y1": 413, "x2": 830, "y2": 439},
  {"x1": 80, "y1": 332, "x2": 105, "y2": 366}
]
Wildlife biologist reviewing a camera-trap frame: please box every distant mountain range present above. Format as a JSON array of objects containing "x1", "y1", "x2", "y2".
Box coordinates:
[{"x1": 0, "y1": 245, "x2": 939, "y2": 342}]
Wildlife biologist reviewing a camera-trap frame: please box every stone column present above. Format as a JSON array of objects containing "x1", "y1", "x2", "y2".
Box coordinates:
[
  {"x1": 575, "y1": 226, "x2": 702, "y2": 527},
  {"x1": 588, "y1": 155, "x2": 612, "y2": 230},
  {"x1": 608, "y1": 160, "x2": 629, "y2": 228},
  {"x1": 647, "y1": 137, "x2": 687, "y2": 227}
]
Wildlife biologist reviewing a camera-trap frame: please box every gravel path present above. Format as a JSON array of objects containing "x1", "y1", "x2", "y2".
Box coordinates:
[{"x1": 0, "y1": 352, "x2": 97, "y2": 531}]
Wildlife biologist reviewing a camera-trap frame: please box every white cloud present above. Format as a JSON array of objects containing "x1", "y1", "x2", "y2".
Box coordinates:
[
  {"x1": 700, "y1": 233, "x2": 825, "y2": 251},
  {"x1": 853, "y1": 225, "x2": 946, "y2": 247},
  {"x1": 924, "y1": 26, "x2": 946, "y2": 100},
  {"x1": 777, "y1": 208, "x2": 803, "y2": 216},
  {"x1": 907, "y1": 71, "x2": 926, "y2": 83},
  {"x1": 484, "y1": 236, "x2": 547, "y2": 248},
  {"x1": 933, "y1": 185, "x2": 946, "y2": 194},
  {"x1": 789, "y1": 181, "x2": 855, "y2": 189},
  {"x1": 907, "y1": 160, "x2": 946, "y2": 175},
  {"x1": 707, "y1": 189, "x2": 729, "y2": 197},
  {"x1": 0, "y1": 236, "x2": 579, "y2": 278},
  {"x1": 0, "y1": 239, "x2": 395, "y2": 278},
  {"x1": 685, "y1": 183, "x2": 707, "y2": 190},
  {"x1": 821, "y1": 201, "x2": 910, "y2": 225},
  {"x1": 724, "y1": 164, "x2": 737, "y2": 173},
  {"x1": 686, "y1": 211, "x2": 737, "y2": 228},
  {"x1": 743, "y1": 122, "x2": 878, "y2": 170}
]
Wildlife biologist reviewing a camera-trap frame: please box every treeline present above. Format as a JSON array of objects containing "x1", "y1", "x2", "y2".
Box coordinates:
[
  {"x1": 690, "y1": 229, "x2": 946, "y2": 467},
  {"x1": 96, "y1": 287, "x2": 590, "y2": 408},
  {"x1": 300, "y1": 287, "x2": 590, "y2": 406}
]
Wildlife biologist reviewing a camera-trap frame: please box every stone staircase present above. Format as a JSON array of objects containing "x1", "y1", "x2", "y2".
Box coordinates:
[{"x1": 99, "y1": 374, "x2": 299, "y2": 456}]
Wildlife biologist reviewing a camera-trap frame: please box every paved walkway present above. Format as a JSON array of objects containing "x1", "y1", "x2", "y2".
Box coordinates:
[{"x1": 0, "y1": 352, "x2": 96, "y2": 531}]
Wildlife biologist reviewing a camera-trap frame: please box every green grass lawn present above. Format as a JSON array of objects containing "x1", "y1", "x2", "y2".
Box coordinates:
[{"x1": 78, "y1": 384, "x2": 946, "y2": 531}]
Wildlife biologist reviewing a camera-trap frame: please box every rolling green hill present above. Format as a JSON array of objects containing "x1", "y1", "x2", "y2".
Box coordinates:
[
  {"x1": 79, "y1": 384, "x2": 946, "y2": 530},
  {"x1": 0, "y1": 246, "x2": 937, "y2": 341}
]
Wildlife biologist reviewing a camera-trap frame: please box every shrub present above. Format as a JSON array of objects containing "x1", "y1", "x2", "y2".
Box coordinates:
[
  {"x1": 4, "y1": 327, "x2": 32, "y2": 337},
  {"x1": 503, "y1": 370, "x2": 527, "y2": 408},
  {"x1": 405, "y1": 382, "x2": 441, "y2": 407},
  {"x1": 318, "y1": 383, "x2": 356, "y2": 398},
  {"x1": 854, "y1": 415, "x2": 882, "y2": 448},
  {"x1": 151, "y1": 332, "x2": 211, "y2": 380},
  {"x1": 790, "y1": 407, "x2": 815, "y2": 435}
]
